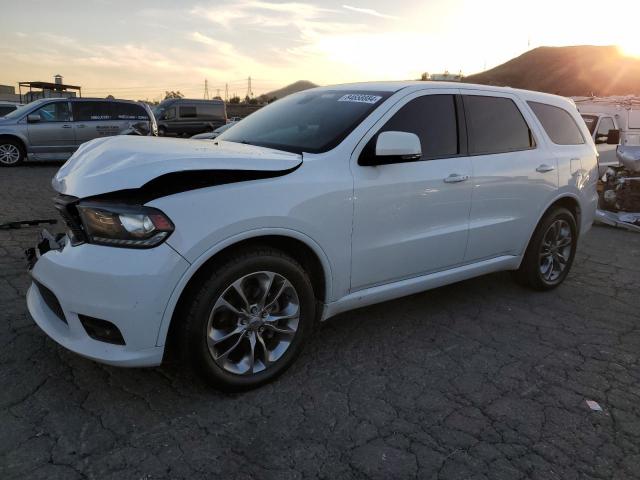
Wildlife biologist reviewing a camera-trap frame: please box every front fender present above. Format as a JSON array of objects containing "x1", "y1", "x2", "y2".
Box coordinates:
[{"x1": 155, "y1": 227, "x2": 334, "y2": 347}]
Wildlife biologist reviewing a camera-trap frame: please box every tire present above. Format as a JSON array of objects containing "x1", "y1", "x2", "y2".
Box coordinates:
[
  {"x1": 513, "y1": 207, "x2": 577, "y2": 290},
  {"x1": 180, "y1": 247, "x2": 316, "y2": 391},
  {"x1": 158, "y1": 126, "x2": 167, "y2": 137},
  {"x1": 0, "y1": 139, "x2": 25, "y2": 167}
]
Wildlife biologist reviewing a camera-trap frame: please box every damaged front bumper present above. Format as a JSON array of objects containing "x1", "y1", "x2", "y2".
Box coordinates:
[
  {"x1": 595, "y1": 145, "x2": 640, "y2": 233},
  {"x1": 25, "y1": 229, "x2": 66, "y2": 270},
  {"x1": 26, "y1": 234, "x2": 190, "y2": 367}
]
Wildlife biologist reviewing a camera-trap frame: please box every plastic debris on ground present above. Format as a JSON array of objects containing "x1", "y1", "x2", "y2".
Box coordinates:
[{"x1": 586, "y1": 400, "x2": 603, "y2": 412}]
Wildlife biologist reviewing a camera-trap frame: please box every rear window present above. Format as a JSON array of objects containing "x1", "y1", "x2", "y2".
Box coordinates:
[
  {"x1": 463, "y1": 95, "x2": 535, "y2": 155},
  {"x1": 115, "y1": 102, "x2": 148, "y2": 120},
  {"x1": 73, "y1": 102, "x2": 114, "y2": 121},
  {"x1": 528, "y1": 101, "x2": 585, "y2": 145}
]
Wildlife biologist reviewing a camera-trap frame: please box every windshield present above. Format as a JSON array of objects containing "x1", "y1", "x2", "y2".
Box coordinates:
[
  {"x1": 3, "y1": 100, "x2": 46, "y2": 120},
  {"x1": 217, "y1": 90, "x2": 393, "y2": 154},
  {"x1": 581, "y1": 114, "x2": 599, "y2": 135}
]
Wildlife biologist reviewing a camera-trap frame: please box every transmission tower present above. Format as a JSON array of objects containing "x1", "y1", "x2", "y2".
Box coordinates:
[{"x1": 203, "y1": 79, "x2": 210, "y2": 100}]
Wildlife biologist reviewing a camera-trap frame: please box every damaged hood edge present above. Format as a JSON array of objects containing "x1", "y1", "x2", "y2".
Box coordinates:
[{"x1": 53, "y1": 136, "x2": 303, "y2": 199}]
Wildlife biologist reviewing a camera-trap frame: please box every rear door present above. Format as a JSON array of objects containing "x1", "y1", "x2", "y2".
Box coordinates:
[
  {"x1": 72, "y1": 101, "x2": 122, "y2": 146},
  {"x1": 27, "y1": 101, "x2": 75, "y2": 158},
  {"x1": 462, "y1": 92, "x2": 556, "y2": 262},
  {"x1": 351, "y1": 90, "x2": 473, "y2": 289}
]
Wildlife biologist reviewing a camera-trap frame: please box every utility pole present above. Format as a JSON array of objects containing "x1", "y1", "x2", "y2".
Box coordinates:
[
  {"x1": 225, "y1": 83, "x2": 229, "y2": 102},
  {"x1": 203, "y1": 79, "x2": 210, "y2": 100}
]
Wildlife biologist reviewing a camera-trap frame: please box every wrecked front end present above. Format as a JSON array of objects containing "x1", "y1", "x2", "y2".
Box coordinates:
[{"x1": 596, "y1": 145, "x2": 640, "y2": 232}]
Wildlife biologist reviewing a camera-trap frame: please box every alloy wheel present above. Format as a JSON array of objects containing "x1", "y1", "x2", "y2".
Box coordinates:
[
  {"x1": 539, "y1": 219, "x2": 572, "y2": 283},
  {"x1": 206, "y1": 271, "x2": 300, "y2": 375},
  {"x1": 0, "y1": 144, "x2": 20, "y2": 165}
]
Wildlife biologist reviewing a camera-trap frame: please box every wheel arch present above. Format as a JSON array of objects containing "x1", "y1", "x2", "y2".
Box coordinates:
[
  {"x1": 157, "y1": 229, "x2": 333, "y2": 348},
  {"x1": 0, "y1": 134, "x2": 28, "y2": 153},
  {"x1": 518, "y1": 194, "x2": 582, "y2": 266}
]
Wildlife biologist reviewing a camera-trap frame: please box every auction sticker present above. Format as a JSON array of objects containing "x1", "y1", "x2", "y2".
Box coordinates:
[{"x1": 338, "y1": 94, "x2": 382, "y2": 104}]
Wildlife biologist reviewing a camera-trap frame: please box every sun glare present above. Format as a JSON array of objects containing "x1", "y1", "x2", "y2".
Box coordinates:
[{"x1": 618, "y1": 37, "x2": 640, "y2": 58}]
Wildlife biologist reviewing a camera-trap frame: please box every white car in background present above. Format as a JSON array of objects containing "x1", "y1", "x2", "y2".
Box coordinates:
[{"x1": 27, "y1": 82, "x2": 598, "y2": 390}]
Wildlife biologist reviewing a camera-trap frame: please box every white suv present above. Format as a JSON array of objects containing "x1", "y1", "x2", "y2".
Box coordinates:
[{"x1": 27, "y1": 82, "x2": 598, "y2": 390}]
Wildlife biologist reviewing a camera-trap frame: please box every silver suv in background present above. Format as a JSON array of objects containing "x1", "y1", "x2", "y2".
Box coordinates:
[{"x1": 0, "y1": 98, "x2": 157, "y2": 166}]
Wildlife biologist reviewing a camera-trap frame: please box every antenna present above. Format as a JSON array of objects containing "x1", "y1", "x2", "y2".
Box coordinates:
[{"x1": 203, "y1": 79, "x2": 210, "y2": 100}]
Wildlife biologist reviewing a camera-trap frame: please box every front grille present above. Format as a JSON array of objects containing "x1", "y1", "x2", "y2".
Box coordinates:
[
  {"x1": 53, "y1": 194, "x2": 85, "y2": 245},
  {"x1": 34, "y1": 280, "x2": 67, "y2": 325}
]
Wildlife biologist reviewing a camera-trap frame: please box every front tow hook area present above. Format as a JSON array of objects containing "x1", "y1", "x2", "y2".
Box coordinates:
[{"x1": 25, "y1": 229, "x2": 67, "y2": 270}]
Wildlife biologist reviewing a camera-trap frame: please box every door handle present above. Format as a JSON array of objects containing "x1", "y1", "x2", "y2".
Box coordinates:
[
  {"x1": 62, "y1": 124, "x2": 72, "y2": 129},
  {"x1": 536, "y1": 164, "x2": 555, "y2": 173},
  {"x1": 443, "y1": 173, "x2": 469, "y2": 183}
]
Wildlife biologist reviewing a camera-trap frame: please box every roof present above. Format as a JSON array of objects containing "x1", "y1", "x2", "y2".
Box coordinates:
[
  {"x1": 313, "y1": 81, "x2": 576, "y2": 109},
  {"x1": 18, "y1": 81, "x2": 81, "y2": 90}
]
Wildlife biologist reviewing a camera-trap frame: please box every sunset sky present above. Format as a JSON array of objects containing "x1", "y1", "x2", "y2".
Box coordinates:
[{"x1": 1, "y1": 0, "x2": 638, "y2": 101}]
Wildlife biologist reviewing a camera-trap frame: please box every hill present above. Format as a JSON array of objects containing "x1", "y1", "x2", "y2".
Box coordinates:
[
  {"x1": 465, "y1": 46, "x2": 640, "y2": 96},
  {"x1": 262, "y1": 80, "x2": 318, "y2": 100}
]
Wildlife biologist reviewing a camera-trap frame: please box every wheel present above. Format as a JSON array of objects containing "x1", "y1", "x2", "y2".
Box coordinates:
[
  {"x1": 513, "y1": 207, "x2": 577, "y2": 290},
  {"x1": 158, "y1": 126, "x2": 167, "y2": 137},
  {"x1": 0, "y1": 139, "x2": 25, "y2": 166},
  {"x1": 180, "y1": 247, "x2": 316, "y2": 391}
]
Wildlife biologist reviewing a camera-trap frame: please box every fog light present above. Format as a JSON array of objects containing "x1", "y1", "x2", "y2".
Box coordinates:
[{"x1": 79, "y1": 315, "x2": 125, "y2": 345}]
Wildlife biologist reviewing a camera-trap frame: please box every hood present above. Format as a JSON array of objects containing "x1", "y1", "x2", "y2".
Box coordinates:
[{"x1": 53, "y1": 136, "x2": 302, "y2": 198}]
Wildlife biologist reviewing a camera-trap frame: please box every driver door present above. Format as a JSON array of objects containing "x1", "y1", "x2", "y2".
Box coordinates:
[{"x1": 350, "y1": 91, "x2": 472, "y2": 290}]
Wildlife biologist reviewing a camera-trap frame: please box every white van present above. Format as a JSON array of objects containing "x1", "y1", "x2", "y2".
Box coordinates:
[{"x1": 575, "y1": 97, "x2": 640, "y2": 173}]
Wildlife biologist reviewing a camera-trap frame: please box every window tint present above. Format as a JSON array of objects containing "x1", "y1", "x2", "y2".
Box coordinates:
[
  {"x1": 528, "y1": 101, "x2": 584, "y2": 145},
  {"x1": 596, "y1": 117, "x2": 615, "y2": 137},
  {"x1": 179, "y1": 106, "x2": 197, "y2": 118},
  {"x1": 73, "y1": 101, "x2": 113, "y2": 121},
  {"x1": 377, "y1": 94, "x2": 459, "y2": 159},
  {"x1": 163, "y1": 107, "x2": 176, "y2": 120},
  {"x1": 115, "y1": 102, "x2": 148, "y2": 120},
  {"x1": 198, "y1": 104, "x2": 225, "y2": 118},
  {"x1": 35, "y1": 102, "x2": 71, "y2": 122},
  {"x1": 464, "y1": 96, "x2": 534, "y2": 154}
]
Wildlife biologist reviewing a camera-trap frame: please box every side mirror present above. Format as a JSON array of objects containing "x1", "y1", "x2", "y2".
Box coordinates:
[
  {"x1": 360, "y1": 131, "x2": 422, "y2": 166},
  {"x1": 27, "y1": 114, "x2": 41, "y2": 123},
  {"x1": 606, "y1": 129, "x2": 620, "y2": 145}
]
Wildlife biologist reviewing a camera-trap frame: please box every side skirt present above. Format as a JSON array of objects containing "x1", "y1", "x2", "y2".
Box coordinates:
[{"x1": 321, "y1": 255, "x2": 521, "y2": 321}]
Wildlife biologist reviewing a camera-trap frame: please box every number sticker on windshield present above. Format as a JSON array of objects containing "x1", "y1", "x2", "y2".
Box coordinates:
[{"x1": 338, "y1": 94, "x2": 382, "y2": 104}]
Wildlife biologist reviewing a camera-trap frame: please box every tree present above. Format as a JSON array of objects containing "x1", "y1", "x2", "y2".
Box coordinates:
[
  {"x1": 228, "y1": 96, "x2": 241, "y2": 104},
  {"x1": 164, "y1": 90, "x2": 184, "y2": 99},
  {"x1": 420, "y1": 72, "x2": 429, "y2": 81}
]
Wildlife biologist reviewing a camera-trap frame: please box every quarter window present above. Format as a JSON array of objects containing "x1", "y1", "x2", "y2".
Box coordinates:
[
  {"x1": 464, "y1": 95, "x2": 535, "y2": 154},
  {"x1": 378, "y1": 94, "x2": 459, "y2": 159},
  {"x1": 34, "y1": 102, "x2": 71, "y2": 122},
  {"x1": 73, "y1": 102, "x2": 114, "y2": 121},
  {"x1": 528, "y1": 101, "x2": 585, "y2": 145}
]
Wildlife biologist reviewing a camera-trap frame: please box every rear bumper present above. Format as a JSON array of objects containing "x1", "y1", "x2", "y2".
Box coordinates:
[{"x1": 27, "y1": 241, "x2": 190, "y2": 367}]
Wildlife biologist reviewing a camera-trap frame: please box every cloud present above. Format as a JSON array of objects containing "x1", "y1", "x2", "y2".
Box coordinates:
[{"x1": 342, "y1": 5, "x2": 399, "y2": 19}]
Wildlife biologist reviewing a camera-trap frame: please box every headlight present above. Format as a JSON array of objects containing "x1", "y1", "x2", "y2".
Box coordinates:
[{"x1": 77, "y1": 202, "x2": 174, "y2": 248}]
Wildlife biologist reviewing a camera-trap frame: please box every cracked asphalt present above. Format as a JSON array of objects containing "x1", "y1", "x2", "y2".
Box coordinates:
[{"x1": 2, "y1": 165, "x2": 640, "y2": 479}]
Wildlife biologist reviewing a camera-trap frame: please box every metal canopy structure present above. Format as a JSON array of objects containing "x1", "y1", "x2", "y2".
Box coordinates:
[{"x1": 18, "y1": 81, "x2": 82, "y2": 102}]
